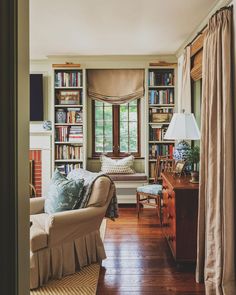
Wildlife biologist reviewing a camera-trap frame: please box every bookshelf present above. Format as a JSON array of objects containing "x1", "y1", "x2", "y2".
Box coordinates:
[
  {"x1": 147, "y1": 67, "x2": 176, "y2": 182},
  {"x1": 53, "y1": 67, "x2": 86, "y2": 175}
]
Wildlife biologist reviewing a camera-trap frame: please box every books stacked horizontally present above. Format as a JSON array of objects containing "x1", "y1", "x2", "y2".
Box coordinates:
[
  {"x1": 67, "y1": 108, "x2": 83, "y2": 123},
  {"x1": 149, "y1": 89, "x2": 174, "y2": 104},
  {"x1": 55, "y1": 145, "x2": 83, "y2": 160},
  {"x1": 56, "y1": 163, "x2": 82, "y2": 175},
  {"x1": 149, "y1": 144, "x2": 173, "y2": 159},
  {"x1": 55, "y1": 71, "x2": 82, "y2": 87},
  {"x1": 69, "y1": 126, "x2": 83, "y2": 143}
]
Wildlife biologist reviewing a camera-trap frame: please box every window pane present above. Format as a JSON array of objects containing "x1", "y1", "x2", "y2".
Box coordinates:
[
  {"x1": 120, "y1": 121, "x2": 128, "y2": 137},
  {"x1": 120, "y1": 137, "x2": 128, "y2": 152},
  {"x1": 119, "y1": 99, "x2": 138, "y2": 153},
  {"x1": 94, "y1": 101, "x2": 113, "y2": 153},
  {"x1": 120, "y1": 105, "x2": 128, "y2": 121},
  {"x1": 129, "y1": 106, "x2": 137, "y2": 121}
]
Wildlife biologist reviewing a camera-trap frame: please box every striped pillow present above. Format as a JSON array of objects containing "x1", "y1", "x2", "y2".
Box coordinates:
[{"x1": 100, "y1": 155, "x2": 135, "y2": 174}]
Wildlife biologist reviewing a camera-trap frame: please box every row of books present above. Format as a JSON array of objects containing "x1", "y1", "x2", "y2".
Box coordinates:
[
  {"x1": 55, "y1": 71, "x2": 82, "y2": 88},
  {"x1": 149, "y1": 89, "x2": 174, "y2": 104},
  {"x1": 149, "y1": 163, "x2": 156, "y2": 179},
  {"x1": 56, "y1": 163, "x2": 82, "y2": 175},
  {"x1": 55, "y1": 126, "x2": 83, "y2": 143},
  {"x1": 55, "y1": 145, "x2": 83, "y2": 160},
  {"x1": 149, "y1": 71, "x2": 174, "y2": 86},
  {"x1": 149, "y1": 144, "x2": 174, "y2": 159},
  {"x1": 149, "y1": 127, "x2": 169, "y2": 141},
  {"x1": 66, "y1": 108, "x2": 83, "y2": 123}
]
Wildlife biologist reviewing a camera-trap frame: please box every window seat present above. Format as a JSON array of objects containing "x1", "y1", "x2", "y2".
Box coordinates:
[
  {"x1": 108, "y1": 173, "x2": 147, "y2": 182},
  {"x1": 108, "y1": 173, "x2": 148, "y2": 204}
]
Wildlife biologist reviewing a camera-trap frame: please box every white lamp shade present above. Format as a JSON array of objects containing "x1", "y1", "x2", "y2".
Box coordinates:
[{"x1": 164, "y1": 113, "x2": 200, "y2": 140}]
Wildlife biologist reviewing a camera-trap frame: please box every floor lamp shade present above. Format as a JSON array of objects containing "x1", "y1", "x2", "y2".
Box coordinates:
[{"x1": 164, "y1": 113, "x2": 200, "y2": 140}]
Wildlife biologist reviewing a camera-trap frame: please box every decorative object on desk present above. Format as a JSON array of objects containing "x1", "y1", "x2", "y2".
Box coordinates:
[
  {"x1": 164, "y1": 110, "x2": 200, "y2": 162},
  {"x1": 174, "y1": 160, "x2": 186, "y2": 176},
  {"x1": 187, "y1": 145, "x2": 200, "y2": 183},
  {"x1": 42, "y1": 120, "x2": 52, "y2": 130},
  {"x1": 55, "y1": 108, "x2": 66, "y2": 123},
  {"x1": 56, "y1": 90, "x2": 81, "y2": 105}
]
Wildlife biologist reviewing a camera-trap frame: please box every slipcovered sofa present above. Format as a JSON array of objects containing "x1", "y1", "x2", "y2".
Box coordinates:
[{"x1": 30, "y1": 176, "x2": 115, "y2": 289}]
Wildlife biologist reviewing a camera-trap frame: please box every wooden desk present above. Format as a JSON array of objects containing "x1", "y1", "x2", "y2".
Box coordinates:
[{"x1": 161, "y1": 172, "x2": 199, "y2": 262}]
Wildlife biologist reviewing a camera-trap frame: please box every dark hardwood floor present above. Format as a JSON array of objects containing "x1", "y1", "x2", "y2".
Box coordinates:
[{"x1": 97, "y1": 207, "x2": 205, "y2": 295}]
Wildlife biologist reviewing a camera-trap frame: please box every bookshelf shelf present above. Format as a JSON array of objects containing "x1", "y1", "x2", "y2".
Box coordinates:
[
  {"x1": 53, "y1": 67, "x2": 86, "y2": 175},
  {"x1": 55, "y1": 86, "x2": 83, "y2": 89},
  {"x1": 55, "y1": 159, "x2": 83, "y2": 163},
  {"x1": 55, "y1": 123, "x2": 83, "y2": 126},
  {"x1": 55, "y1": 104, "x2": 83, "y2": 108},
  {"x1": 148, "y1": 85, "x2": 175, "y2": 89},
  {"x1": 147, "y1": 67, "x2": 176, "y2": 181},
  {"x1": 55, "y1": 141, "x2": 83, "y2": 144}
]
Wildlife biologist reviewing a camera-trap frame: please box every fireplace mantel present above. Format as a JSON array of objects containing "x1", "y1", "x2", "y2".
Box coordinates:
[{"x1": 30, "y1": 124, "x2": 52, "y2": 197}]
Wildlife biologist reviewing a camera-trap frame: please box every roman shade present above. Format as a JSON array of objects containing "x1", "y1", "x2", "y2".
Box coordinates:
[{"x1": 87, "y1": 69, "x2": 144, "y2": 104}]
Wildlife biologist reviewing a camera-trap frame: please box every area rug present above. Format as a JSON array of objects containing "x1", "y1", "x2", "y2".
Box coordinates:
[{"x1": 30, "y1": 219, "x2": 107, "y2": 295}]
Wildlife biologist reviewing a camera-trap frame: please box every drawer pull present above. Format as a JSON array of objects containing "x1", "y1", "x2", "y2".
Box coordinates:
[
  {"x1": 168, "y1": 194, "x2": 172, "y2": 199},
  {"x1": 167, "y1": 213, "x2": 173, "y2": 220}
]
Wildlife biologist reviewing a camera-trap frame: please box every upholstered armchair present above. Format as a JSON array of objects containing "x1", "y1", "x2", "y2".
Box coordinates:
[{"x1": 30, "y1": 176, "x2": 115, "y2": 289}]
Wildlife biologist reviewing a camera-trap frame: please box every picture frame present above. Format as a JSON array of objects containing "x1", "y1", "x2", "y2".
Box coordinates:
[
  {"x1": 174, "y1": 160, "x2": 186, "y2": 175},
  {"x1": 56, "y1": 90, "x2": 81, "y2": 105}
]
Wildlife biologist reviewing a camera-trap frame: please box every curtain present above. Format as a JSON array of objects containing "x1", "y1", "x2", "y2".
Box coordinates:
[
  {"x1": 180, "y1": 45, "x2": 191, "y2": 113},
  {"x1": 87, "y1": 69, "x2": 144, "y2": 104},
  {"x1": 196, "y1": 7, "x2": 236, "y2": 295}
]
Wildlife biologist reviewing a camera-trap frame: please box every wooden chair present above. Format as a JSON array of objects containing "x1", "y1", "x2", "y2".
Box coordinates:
[{"x1": 136, "y1": 155, "x2": 175, "y2": 221}]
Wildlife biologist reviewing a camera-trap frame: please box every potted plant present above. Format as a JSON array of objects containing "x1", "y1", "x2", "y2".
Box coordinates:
[{"x1": 187, "y1": 145, "x2": 200, "y2": 183}]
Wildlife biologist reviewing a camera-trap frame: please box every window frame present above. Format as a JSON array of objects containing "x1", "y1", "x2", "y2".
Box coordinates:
[{"x1": 92, "y1": 99, "x2": 141, "y2": 158}]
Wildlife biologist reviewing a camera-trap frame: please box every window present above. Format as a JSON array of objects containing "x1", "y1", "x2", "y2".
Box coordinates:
[{"x1": 92, "y1": 99, "x2": 140, "y2": 157}]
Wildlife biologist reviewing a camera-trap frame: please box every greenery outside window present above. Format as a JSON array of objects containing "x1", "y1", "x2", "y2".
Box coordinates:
[{"x1": 92, "y1": 99, "x2": 140, "y2": 157}]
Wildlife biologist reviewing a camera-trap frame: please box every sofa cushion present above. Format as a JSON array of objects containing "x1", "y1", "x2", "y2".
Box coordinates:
[
  {"x1": 45, "y1": 169, "x2": 84, "y2": 214},
  {"x1": 100, "y1": 155, "x2": 135, "y2": 174}
]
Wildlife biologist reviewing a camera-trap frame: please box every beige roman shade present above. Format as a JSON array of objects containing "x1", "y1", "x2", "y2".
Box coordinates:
[{"x1": 87, "y1": 69, "x2": 144, "y2": 104}]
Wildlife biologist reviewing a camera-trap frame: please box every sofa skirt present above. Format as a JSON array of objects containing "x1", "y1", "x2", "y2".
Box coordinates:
[{"x1": 30, "y1": 230, "x2": 106, "y2": 289}]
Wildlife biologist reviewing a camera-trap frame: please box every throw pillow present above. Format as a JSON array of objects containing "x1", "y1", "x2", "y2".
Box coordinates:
[
  {"x1": 100, "y1": 155, "x2": 135, "y2": 174},
  {"x1": 44, "y1": 169, "x2": 84, "y2": 214}
]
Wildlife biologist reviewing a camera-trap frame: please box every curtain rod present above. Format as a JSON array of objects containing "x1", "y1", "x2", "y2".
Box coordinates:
[{"x1": 185, "y1": 5, "x2": 233, "y2": 49}]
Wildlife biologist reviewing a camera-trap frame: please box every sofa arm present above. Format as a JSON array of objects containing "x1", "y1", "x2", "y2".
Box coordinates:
[
  {"x1": 46, "y1": 206, "x2": 105, "y2": 247},
  {"x1": 30, "y1": 197, "x2": 45, "y2": 215}
]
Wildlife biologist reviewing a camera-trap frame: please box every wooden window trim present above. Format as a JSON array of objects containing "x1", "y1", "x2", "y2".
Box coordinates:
[{"x1": 92, "y1": 100, "x2": 141, "y2": 158}]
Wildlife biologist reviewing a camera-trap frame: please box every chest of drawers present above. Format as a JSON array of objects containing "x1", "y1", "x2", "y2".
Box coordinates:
[{"x1": 161, "y1": 172, "x2": 199, "y2": 262}]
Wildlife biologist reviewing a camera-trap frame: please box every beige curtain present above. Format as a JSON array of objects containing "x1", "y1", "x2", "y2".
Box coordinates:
[
  {"x1": 196, "y1": 7, "x2": 236, "y2": 295},
  {"x1": 180, "y1": 45, "x2": 191, "y2": 113},
  {"x1": 87, "y1": 69, "x2": 144, "y2": 104}
]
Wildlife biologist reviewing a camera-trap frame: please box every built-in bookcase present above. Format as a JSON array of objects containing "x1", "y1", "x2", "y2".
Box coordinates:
[
  {"x1": 53, "y1": 66, "x2": 86, "y2": 175},
  {"x1": 147, "y1": 67, "x2": 176, "y2": 182}
]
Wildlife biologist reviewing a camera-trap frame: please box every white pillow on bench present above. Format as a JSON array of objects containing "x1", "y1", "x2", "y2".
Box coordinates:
[{"x1": 100, "y1": 155, "x2": 135, "y2": 174}]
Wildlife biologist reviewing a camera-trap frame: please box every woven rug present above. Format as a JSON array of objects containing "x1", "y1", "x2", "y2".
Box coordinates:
[{"x1": 31, "y1": 219, "x2": 107, "y2": 295}]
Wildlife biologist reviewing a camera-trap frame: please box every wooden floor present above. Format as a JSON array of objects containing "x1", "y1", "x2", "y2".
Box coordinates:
[{"x1": 97, "y1": 207, "x2": 205, "y2": 295}]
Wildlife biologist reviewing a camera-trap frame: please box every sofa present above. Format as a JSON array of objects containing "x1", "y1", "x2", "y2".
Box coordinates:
[{"x1": 30, "y1": 176, "x2": 115, "y2": 289}]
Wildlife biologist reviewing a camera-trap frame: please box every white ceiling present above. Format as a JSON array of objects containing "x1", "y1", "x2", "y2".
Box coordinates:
[{"x1": 30, "y1": 0, "x2": 218, "y2": 59}]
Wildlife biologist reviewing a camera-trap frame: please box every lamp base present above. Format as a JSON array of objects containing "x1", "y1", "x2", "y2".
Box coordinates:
[{"x1": 173, "y1": 140, "x2": 191, "y2": 161}]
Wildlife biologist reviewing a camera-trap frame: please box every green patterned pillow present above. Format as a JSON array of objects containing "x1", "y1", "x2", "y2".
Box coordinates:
[{"x1": 45, "y1": 169, "x2": 84, "y2": 214}]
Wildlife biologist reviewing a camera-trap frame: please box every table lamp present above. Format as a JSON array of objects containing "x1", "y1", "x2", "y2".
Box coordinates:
[{"x1": 164, "y1": 110, "x2": 200, "y2": 163}]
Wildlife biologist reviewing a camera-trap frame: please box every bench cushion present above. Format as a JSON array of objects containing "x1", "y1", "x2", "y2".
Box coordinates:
[
  {"x1": 137, "y1": 184, "x2": 162, "y2": 195},
  {"x1": 109, "y1": 173, "x2": 147, "y2": 182}
]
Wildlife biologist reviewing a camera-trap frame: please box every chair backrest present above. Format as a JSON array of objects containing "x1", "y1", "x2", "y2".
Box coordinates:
[{"x1": 154, "y1": 155, "x2": 175, "y2": 183}]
